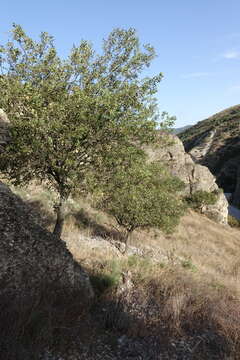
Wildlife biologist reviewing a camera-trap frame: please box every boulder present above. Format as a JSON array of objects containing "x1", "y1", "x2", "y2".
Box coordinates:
[
  {"x1": 145, "y1": 134, "x2": 228, "y2": 224},
  {"x1": 0, "y1": 182, "x2": 94, "y2": 300}
]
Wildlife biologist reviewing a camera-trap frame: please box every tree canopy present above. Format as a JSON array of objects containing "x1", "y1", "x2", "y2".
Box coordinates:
[
  {"x1": 0, "y1": 24, "x2": 175, "y2": 236},
  {"x1": 91, "y1": 156, "x2": 186, "y2": 248}
]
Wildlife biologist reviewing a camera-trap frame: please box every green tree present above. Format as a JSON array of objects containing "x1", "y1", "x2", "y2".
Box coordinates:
[
  {"x1": 93, "y1": 158, "x2": 186, "y2": 249},
  {"x1": 0, "y1": 24, "x2": 174, "y2": 237}
]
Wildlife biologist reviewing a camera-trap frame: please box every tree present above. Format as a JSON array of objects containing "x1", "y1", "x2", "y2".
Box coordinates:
[
  {"x1": 93, "y1": 158, "x2": 186, "y2": 249},
  {"x1": 0, "y1": 24, "x2": 173, "y2": 237}
]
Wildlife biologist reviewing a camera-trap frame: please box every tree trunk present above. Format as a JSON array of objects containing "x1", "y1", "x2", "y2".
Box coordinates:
[{"x1": 53, "y1": 196, "x2": 66, "y2": 238}]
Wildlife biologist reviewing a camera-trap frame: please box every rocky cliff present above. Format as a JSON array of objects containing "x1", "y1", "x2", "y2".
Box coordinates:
[
  {"x1": 145, "y1": 134, "x2": 228, "y2": 224},
  {"x1": 0, "y1": 182, "x2": 93, "y2": 299},
  {"x1": 179, "y1": 105, "x2": 240, "y2": 207}
]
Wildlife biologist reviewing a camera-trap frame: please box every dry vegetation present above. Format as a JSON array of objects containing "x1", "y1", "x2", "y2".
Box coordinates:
[{"x1": 9, "y1": 183, "x2": 240, "y2": 358}]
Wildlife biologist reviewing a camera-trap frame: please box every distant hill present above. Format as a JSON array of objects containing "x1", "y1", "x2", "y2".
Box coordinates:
[
  {"x1": 172, "y1": 125, "x2": 192, "y2": 135},
  {"x1": 179, "y1": 105, "x2": 240, "y2": 206}
]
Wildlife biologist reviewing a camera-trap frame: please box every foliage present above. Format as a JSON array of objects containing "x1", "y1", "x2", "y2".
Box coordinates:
[
  {"x1": 90, "y1": 259, "x2": 122, "y2": 294},
  {"x1": 90, "y1": 273, "x2": 120, "y2": 294},
  {"x1": 0, "y1": 24, "x2": 174, "y2": 235},
  {"x1": 181, "y1": 259, "x2": 197, "y2": 272},
  {"x1": 228, "y1": 215, "x2": 240, "y2": 228},
  {"x1": 185, "y1": 190, "x2": 218, "y2": 210},
  {"x1": 93, "y1": 159, "x2": 186, "y2": 243}
]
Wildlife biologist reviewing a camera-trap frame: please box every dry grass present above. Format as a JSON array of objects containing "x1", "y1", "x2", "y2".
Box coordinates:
[
  {"x1": 7, "y1": 183, "x2": 240, "y2": 358},
  {"x1": 132, "y1": 211, "x2": 240, "y2": 294}
]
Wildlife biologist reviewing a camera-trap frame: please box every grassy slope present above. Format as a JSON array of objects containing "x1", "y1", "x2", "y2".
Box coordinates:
[
  {"x1": 179, "y1": 104, "x2": 240, "y2": 152},
  {"x1": 10, "y1": 183, "x2": 240, "y2": 358}
]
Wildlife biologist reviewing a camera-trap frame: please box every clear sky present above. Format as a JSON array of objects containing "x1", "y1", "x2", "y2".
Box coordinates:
[{"x1": 1, "y1": 0, "x2": 240, "y2": 127}]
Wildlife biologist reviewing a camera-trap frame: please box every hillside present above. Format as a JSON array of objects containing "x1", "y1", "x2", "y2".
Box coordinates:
[
  {"x1": 1, "y1": 107, "x2": 239, "y2": 358},
  {"x1": 172, "y1": 125, "x2": 192, "y2": 135},
  {"x1": 4, "y1": 182, "x2": 240, "y2": 359},
  {"x1": 179, "y1": 105, "x2": 240, "y2": 206}
]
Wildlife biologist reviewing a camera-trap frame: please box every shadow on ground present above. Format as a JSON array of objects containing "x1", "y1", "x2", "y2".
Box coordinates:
[
  {"x1": 23, "y1": 197, "x2": 125, "y2": 241},
  {"x1": 71, "y1": 208, "x2": 125, "y2": 241},
  {"x1": 0, "y1": 280, "x2": 230, "y2": 360}
]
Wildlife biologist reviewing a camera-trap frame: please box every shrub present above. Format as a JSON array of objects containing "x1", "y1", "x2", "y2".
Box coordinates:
[
  {"x1": 185, "y1": 190, "x2": 218, "y2": 211},
  {"x1": 181, "y1": 259, "x2": 197, "y2": 272},
  {"x1": 228, "y1": 215, "x2": 240, "y2": 228},
  {"x1": 90, "y1": 273, "x2": 120, "y2": 294},
  {"x1": 90, "y1": 259, "x2": 122, "y2": 294}
]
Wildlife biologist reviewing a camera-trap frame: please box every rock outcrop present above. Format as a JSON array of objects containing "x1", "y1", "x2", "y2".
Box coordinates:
[
  {"x1": 0, "y1": 182, "x2": 94, "y2": 300},
  {"x1": 145, "y1": 134, "x2": 228, "y2": 224}
]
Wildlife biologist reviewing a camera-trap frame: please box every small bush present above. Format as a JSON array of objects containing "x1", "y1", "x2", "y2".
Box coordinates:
[
  {"x1": 185, "y1": 190, "x2": 218, "y2": 210},
  {"x1": 90, "y1": 273, "x2": 120, "y2": 294},
  {"x1": 228, "y1": 215, "x2": 240, "y2": 228},
  {"x1": 181, "y1": 259, "x2": 197, "y2": 272},
  {"x1": 90, "y1": 259, "x2": 122, "y2": 294}
]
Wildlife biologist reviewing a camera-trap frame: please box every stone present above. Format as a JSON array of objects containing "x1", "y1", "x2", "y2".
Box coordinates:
[
  {"x1": 204, "y1": 191, "x2": 229, "y2": 224},
  {"x1": 0, "y1": 182, "x2": 94, "y2": 300},
  {"x1": 145, "y1": 134, "x2": 228, "y2": 224}
]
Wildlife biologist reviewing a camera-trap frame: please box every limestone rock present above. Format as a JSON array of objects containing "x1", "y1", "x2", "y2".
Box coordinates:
[
  {"x1": 0, "y1": 182, "x2": 94, "y2": 300},
  {"x1": 145, "y1": 134, "x2": 228, "y2": 224}
]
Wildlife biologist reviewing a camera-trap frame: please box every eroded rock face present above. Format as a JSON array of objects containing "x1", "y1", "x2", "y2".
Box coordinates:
[
  {"x1": 0, "y1": 182, "x2": 94, "y2": 300},
  {"x1": 145, "y1": 134, "x2": 228, "y2": 224}
]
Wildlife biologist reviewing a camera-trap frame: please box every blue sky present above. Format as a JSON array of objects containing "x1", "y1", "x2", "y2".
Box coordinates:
[{"x1": 1, "y1": 0, "x2": 240, "y2": 127}]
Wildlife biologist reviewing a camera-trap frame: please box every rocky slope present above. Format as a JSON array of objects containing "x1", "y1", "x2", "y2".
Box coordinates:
[
  {"x1": 0, "y1": 182, "x2": 93, "y2": 300},
  {"x1": 0, "y1": 109, "x2": 94, "y2": 358},
  {"x1": 145, "y1": 133, "x2": 228, "y2": 224},
  {"x1": 0, "y1": 108, "x2": 234, "y2": 358},
  {"x1": 179, "y1": 105, "x2": 240, "y2": 206}
]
